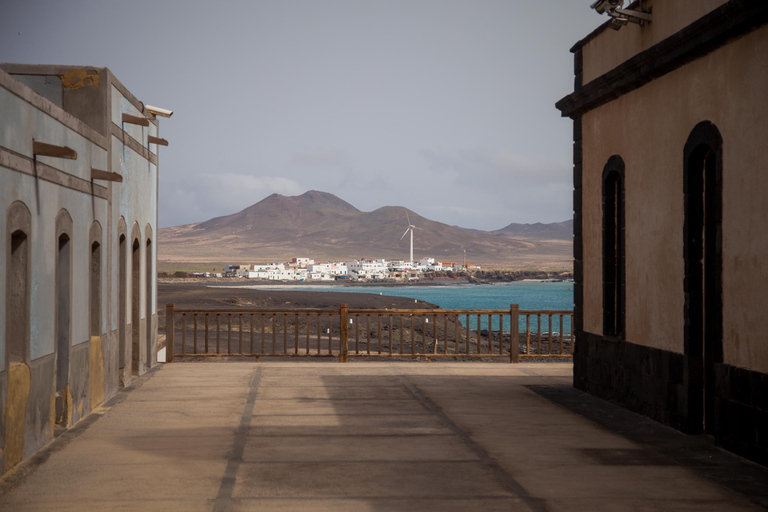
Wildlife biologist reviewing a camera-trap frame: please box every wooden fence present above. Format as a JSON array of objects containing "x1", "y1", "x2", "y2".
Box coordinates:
[{"x1": 164, "y1": 303, "x2": 573, "y2": 362}]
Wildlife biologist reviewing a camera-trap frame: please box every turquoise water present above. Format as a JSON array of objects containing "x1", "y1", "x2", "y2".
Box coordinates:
[{"x1": 239, "y1": 281, "x2": 573, "y2": 333}]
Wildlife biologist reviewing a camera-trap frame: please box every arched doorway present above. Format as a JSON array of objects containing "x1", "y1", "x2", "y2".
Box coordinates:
[
  {"x1": 118, "y1": 232, "x2": 127, "y2": 385},
  {"x1": 55, "y1": 210, "x2": 73, "y2": 427},
  {"x1": 132, "y1": 237, "x2": 141, "y2": 376},
  {"x1": 602, "y1": 155, "x2": 626, "y2": 339},
  {"x1": 683, "y1": 121, "x2": 723, "y2": 435},
  {"x1": 5, "y1": 201, "x2": 31, "y2": 471},
  {"x1": 145, "y1": 231, "x2": 153, "y2": 367}
]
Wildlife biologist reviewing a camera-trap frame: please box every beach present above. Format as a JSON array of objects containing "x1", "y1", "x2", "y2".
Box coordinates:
[{"x1": 159, "y1": 282, "x2": 441, "y2": 311}]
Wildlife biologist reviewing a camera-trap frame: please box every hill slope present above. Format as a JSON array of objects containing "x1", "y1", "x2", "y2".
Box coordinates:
[
  {"x1": 159, "y1": 190, "x2": 572, "y2": 268},
  {"x1": 492, "y1": 219, "x2": 573, "y2": 240}
]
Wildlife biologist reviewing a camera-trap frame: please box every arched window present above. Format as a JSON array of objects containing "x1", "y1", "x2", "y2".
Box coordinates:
[
  {"x1": 89, "y1": 222, "x2": 103, "y2": 339},
  {"x1": 145, "y1": 225, "x2": 153, "y2": 367},
  {"x1": 131, "y1": 223, "x2": 142, "y2": 376},
  {"x1": 117, "y1": 216, "x2": 128, "y2": 384},
  {"x1": 602, "y1": 155, "x2": 625, "y2": 338},
  {"x1": 55, "y1": 209, "x2": 73, "y2": 426},
  {"x1": 683, "y1": 121, "x2": 723, "y2": 434},
  {"x1": 6, "y1": 201, "x2": 32, "y2": 368}
]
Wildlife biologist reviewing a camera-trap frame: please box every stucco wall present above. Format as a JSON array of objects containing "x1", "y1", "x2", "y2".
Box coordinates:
[
  {"x1": 581, "y1": 24, "x2": 768, "y2": 372},
  {"x1": 109, "y1": 126, "x2": 158, "y2": 328},
  {"x1": 581, "y1": 0, "x2": 728, "y2": 84},
  {"x1": 110, "y1": 84, "x2": 158, "y2": 146},
  {"x1": 0, "y1": 87, "x2": 110, "y2": 364},
  {"x1": 1, "y1": 66, "x2": 161, "y2": 473}
]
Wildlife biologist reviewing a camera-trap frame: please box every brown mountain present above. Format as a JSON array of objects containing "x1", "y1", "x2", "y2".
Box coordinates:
[
  {"x1": 491, "y1": 219, "x2": 573, "y2": 240},
  {"x1": 158, "y1": 191, "x2": 572, "y2": 269}
]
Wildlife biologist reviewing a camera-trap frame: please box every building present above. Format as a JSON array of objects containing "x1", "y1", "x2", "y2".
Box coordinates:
[
  {"x1": 347, "y1": 259, "x2": 388, "y2": 280},
  {"x1": 307, "y1": 262, "x2": 347, "y2": 280},
  {"x1": 0, "y1": 64, "x2": 168, "y2": 473},
  {"x1": 289, "y1": 257, "x2": 314, "y2": 268},
  {"x1": 556, "y1": 1, "x2": 768, "y2": 465},
  {"x1": 223, "y1": 264, "x2": 241, "y2": 277},
  {"x1": 248, "y1": 263, "x2": 285, "y2": 280}
]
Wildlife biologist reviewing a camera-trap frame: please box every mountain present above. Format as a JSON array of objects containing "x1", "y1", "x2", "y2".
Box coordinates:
[
  {"x1": 159, "y1": 191, "x2": 572, "y2": 269},
  {"x1": 491, "y1": 219, "x2": 573, "y2": 240}
]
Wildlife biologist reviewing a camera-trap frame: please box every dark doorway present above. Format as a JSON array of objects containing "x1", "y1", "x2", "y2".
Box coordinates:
[
  {"x1": 145, "y1": 238, "x2": 152, "y2": 367},
  {"x1": 132, "y1": 238, "x2": 141, "y2": 376},
  {"x1": 90, "y1": 241, "x2": 101, "y2": 339},
  {"x1": 602, "y1": 156, "x2": 626, "y2": 338},
  {"x1": 684, "y1": 122, "x2": 723, "y2": 435},
  {"x1": 7, "y1": 230, "x2": 29, "y2": 366},
  {"x1": 118, "y1": 234, "x2": 127, "y2": 385},
  {"x1": 55, "y1": 233, "x2": 71, "y2": 426}
]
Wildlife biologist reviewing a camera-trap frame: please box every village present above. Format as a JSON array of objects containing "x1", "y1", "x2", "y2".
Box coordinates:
[{"x1": 199, "y1": 257, "x2": 482, "y2": 281}]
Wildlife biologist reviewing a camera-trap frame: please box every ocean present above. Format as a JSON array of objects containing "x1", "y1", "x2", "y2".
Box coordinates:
[{"x1": 233, "y1": 281, "x2": 574, "y2": 333}]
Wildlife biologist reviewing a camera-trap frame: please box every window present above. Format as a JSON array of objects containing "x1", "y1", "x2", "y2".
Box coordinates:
[
  {"x1": 683, "y1": 121, "x2": 723, "y2": 434},
  {"x1": 89, "y1": 222, "x2": 102, "y2": 338},
  {"x1": 602, "y1": 156, "x2": 625, "y2": 338},
  {"x1": 55, "y1": 210, "x2": 73, "y2": 426},
  {"x1": 6, "y1": 201, "x2": 32, "y2": 367}
]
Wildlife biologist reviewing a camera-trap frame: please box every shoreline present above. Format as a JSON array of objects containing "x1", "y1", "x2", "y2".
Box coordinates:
[{"x1": 158, "y1": 277, "x2": 574, "y2": 288}]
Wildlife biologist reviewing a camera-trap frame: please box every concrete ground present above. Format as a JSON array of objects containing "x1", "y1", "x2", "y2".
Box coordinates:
[{"x1": 0, "y1": 362, "x2": 766, "y2": 511}]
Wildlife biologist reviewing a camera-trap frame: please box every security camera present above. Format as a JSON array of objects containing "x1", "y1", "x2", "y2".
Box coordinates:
[
  {"x1": 145, "y1": 105, "x2": 173, "y2": 118},
  {"x1": 590, "y1": 0, "x2": 609, "y2": 14},
  {"x1": 610, "y1": 17, "x2": 629, "y2": 29},
  {"x1": 591, "y1": 0, "x2": 623, "y2": 15}
]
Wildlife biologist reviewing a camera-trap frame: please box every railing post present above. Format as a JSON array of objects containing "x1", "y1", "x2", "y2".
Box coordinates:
[
  {"x1": 339, "y1": 303, "x2": 349, "y2": 362},
  {"x1": 510, "y1": 304, "x2": 519, "y2": 363},
  {"x1": 165, "y1": 303, "x2": 175, "y2": 363}
]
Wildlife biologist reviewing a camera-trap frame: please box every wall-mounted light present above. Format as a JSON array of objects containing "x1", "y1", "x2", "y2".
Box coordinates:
[
  {"x1": 590, "y1": 0, "x2": 651, "y2": 29},
  {"x1": 145, "y1": 105, "x2": 173, "y2": 118},
  {"x1": 610, "y1": 17, "x2": 629, "y2": 30}
]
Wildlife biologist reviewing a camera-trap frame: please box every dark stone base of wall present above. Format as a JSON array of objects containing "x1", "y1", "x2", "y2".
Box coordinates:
[
  {"x1": 575, "y1": 332, "x2": 688, "y2": 430},
  {"x1": 714, "y1": 363, "x2": 768, "y2": 466},
  {"x1": 575, "y1": 331, "x2": 768, "y2": 467}
]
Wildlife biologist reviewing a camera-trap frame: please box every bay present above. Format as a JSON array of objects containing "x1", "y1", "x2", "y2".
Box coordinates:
[{"x1": 232, "y1": 281, "x2": 574, "y2": 333}]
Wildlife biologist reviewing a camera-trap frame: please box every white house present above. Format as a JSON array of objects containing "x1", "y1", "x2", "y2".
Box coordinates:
[
  {"x1": 347, "y1": 259, "x2": 388, "y2": 280},
  {"x1": 289, "y1": 257, "x2": 314, "y2": 268}
]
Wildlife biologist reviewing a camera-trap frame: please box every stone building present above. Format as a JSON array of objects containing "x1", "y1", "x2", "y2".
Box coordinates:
[
  {"x1": 557, "y1": 1, "x2": 768, "y2": 464},
  {"x1": 0, "y1": 64, "x2": 169, "y2": 473}
]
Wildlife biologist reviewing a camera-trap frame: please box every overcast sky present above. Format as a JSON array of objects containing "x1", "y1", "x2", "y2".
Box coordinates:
[{"x1": 1, "y1": 1, "x2": 601, "y2": 231}]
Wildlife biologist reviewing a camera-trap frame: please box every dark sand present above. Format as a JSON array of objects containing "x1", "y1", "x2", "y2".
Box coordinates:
[{"x1": 159, "y1": 282, "x2": 439, "y2": 311}]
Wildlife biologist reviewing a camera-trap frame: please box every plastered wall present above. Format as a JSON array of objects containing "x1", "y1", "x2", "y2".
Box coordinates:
[
  {"x1": 581, "y1": 24, "x2": 768, "y2": 372},
  {"x1": 109, "y1": 89, "x2": 158, "y2": 333},
  {"x1": 0, "y1": 89, "x2": 109, "y2": 365}
]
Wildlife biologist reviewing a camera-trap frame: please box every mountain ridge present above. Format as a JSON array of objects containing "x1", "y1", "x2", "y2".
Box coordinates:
[{"x1": 159, "y1": 190, "x2": 572, "y2": 269}]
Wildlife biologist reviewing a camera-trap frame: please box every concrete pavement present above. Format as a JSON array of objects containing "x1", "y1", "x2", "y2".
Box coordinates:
[{"x1": 0, "y1": 362, "x2": 765, "y2": 511}]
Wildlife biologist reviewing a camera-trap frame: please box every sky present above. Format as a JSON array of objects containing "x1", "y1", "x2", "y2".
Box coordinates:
[{"x1": 1, "y1": 1, "x2": 602, "y2": 231}]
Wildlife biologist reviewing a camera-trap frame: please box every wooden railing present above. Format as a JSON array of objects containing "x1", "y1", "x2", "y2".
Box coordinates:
[{"x1": 164, "y1": 303, "x2": 573, "y2": 362}]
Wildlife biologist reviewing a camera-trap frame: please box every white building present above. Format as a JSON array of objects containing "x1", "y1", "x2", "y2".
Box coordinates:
[
  {"x1": 347, "y1": 259, "x2": 388, "y2": 280},
  {"x1": 248, "y1": 263, "x2": 285, "y2": 280},
  {"x1": 307, "y1": 262, "x2": 347, "y2": 280},
  {"x1": 289, "y1": 257, "x2": 314, "y2": 268}
]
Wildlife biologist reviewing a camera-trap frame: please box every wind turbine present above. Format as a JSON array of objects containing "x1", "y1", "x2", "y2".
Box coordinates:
[{"x1": 400, "y1": 210, "x2": 416, "y2": 263}]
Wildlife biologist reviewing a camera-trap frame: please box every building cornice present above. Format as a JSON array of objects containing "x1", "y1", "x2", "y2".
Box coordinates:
[
  {"x1": 556, "y1": 0, "x2": 768, "y2": 119},
  {"x1": 0, "y1": 68, "x2": 109, "y2": 149}
]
